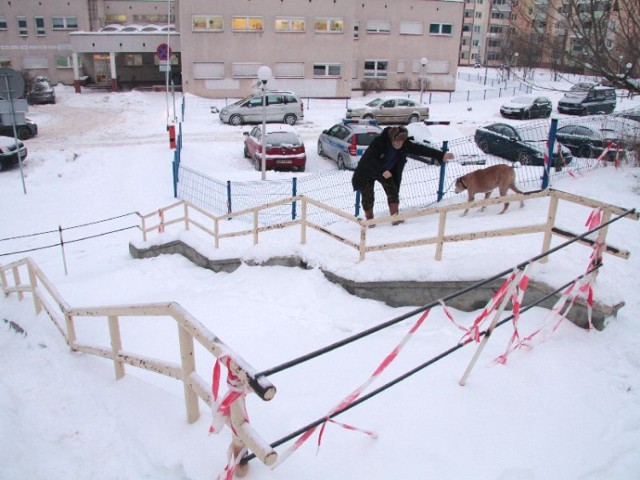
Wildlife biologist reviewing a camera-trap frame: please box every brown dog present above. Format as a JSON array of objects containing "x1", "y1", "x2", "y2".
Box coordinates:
[{"x1": 455, "y1": 164, "x2": 525, "y2": 216}]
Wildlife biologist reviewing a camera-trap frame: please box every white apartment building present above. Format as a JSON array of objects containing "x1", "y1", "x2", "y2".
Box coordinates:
[{"x1": 0, "y1": 0, "x2": 463, "y2": 98}]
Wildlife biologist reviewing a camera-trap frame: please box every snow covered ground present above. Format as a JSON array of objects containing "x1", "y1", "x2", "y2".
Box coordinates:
[{"x1": 1, "y1": 68, "x2": 639, "y2": 480}]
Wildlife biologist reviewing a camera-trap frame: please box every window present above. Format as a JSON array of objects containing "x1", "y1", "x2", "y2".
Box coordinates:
[
  {"x1": 363, "y1": 60, "x2": 388, "y2": 78},
  {"x1": 123, "y1": 54, "x2": 143, "y2": 67},
  {"x1": 192, "y1": 15, "x2": 223, "y2": 31},
  {"x1": 193, "y1": 62, "x2": 224, "y2": 79},
  {"x1": 56, "y1": 55, "x2": 81, "y2": 69},
  {"x1": 275, "y1": 62, "x2": 304, "y2": 78},
  {"x1": 52, "y1": 17, "x2": 78, "y2": 30},
  {"x1": 489, "y1": 25, "x2": 504, "y2": 34},
  {"x1": 232, "y1": 62, "x2": 261, "y2": 78},
  {"x1": 472, "y1": 39, "x2": 480, "y2": 46},
  {"x1": 106, "y1": 14, "x2": 127, "y2": 23},
  {"x1": 397, "y1": 60, "x2": 406, "y2": 74},
  {"x1": 35, "y1": 17, "x2": 45, "y2": 35},
  {"x1": 22, "y1": 56, "x2": 48, "y2": 69},
  {"x1": 314, "y1": 18, "x2": 344, "y2": 33},
  {"x1": 18, "y1": 17, "x2": 28, "y2": 36},
  {"x1": 366, "y1": 20, "x2": 390, "y2": 33},
  {"x1": 133, "y1": 14, "x2": 172, "y2": 23},
  {"x1": 429, "y1": 23, "x2": 452, "y2": 35},
  {"x1": 0, "y1": 17, "x2": 7, "y2": 30},
  {"x1": 313, "y1": 63, "x2": 341, "y2": 77},
  {"x1": 475, "y1": 11, "x2": 482, "y2": 18},
  {"x1": 399, "y1": 21, "x2": 423, "y2": 35},
  {"x1": 353, "y1": 20, "x2": 359, "y2": 39},
  {"x1": 473, "y1": 25, "x2": 481, "y2": 33},
  {"x1": 275, "y1": 17, "x2": 305, "y2": 32},
  {"x1": 232, "y1": 16, "x2": 263, "y2": 32}
]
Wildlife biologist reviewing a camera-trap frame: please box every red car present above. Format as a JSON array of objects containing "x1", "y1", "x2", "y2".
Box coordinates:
[{"x1": 243, "y1": 124, "x2": 306, "y2": 172}]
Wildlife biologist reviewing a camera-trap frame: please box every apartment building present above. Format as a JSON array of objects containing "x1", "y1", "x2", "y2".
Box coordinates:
[{"x1": 0, "y1": 0, "x2": 463, "y2": 98}]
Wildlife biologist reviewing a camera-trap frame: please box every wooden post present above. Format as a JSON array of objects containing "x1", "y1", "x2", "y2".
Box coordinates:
[
  {"x1": 214, "y1": 217, "x2": 220, "y2": 249},
  {"x1": 253, "y1": 210, "x2": 259, "y2": 246},
  {"x1": 12, "y1": 266, "x2": 23, "y2": 301},
  {"x1": 300, "y1": 198, "x2": 307, "y2": 245},
  {"x1": 141, "y1": 215, "x2": 148, "y2": 242},
  {"x1": 178, "y1": 325, "x2": 200, "y2": 423},
  {"x1": 27, "y1": 261, "x2": 42, "y2": 315},
  {"x1": 359, "y1": 225, "x2": 366, "y2": 262},
  {"x1": 540, "y1": 193, "x2": 559, "y2": 263},
  {"x1": 435, "y1": 210, "x2": 447, "y2": 261},
  {"x1": 229, "y1": 397, "x2": 278, "y2": 467},
  {"x1": 64, "y1": 313, "x2": 77, "y2": 348},
  {"x1": 108, "y1": 315, "x2": 125, "y2": 380},
  {"x1": 184, "y1": 202, "x2": 190, "y2": 231}
]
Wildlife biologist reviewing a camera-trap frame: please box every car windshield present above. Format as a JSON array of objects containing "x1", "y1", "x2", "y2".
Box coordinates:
[
  {"x1": 354, "y1": 132, "x2": 379, "y2": 146},
  {"x1": 511, "y1": 97, "x2": 532, "y2": 105},
  {"x1": 266, "y1": 132, "x2": 301, "y2": 146},
  {"x1": 563, "y1": 92, "x2": 588, "y2": 101},
  {"x1": 518, "y1": 129, "x2": 547, "y2": 142},
  {"x1": 366, "y1": 99, "x2": 384, "y2": 107}
]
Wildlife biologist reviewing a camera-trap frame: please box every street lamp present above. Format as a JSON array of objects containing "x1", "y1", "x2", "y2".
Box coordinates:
[
  {"x1": 257, "y1": 65, "x2": 272, "y2": 181},
  {"x1": 419, "y1": 57, "x2": 428, "y2": 104}
]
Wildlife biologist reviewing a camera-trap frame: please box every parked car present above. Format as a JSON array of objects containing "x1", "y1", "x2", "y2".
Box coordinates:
[
  {"x1": 0, "y1": 118, "x2": 38, "y2": 140},
  {"x1": 0, "y1": 136, "x2": 27, "y2": 171},
  {"x1": 499, "y1": 96, "x2": 552, "y2": 119},
  {"x1": 474, "y1": 122, "x2": 573, "y2": 166},
  {"x1": 555, "y1": 124, "x2": 630, "y2": 161},
  {"x1": 345, "y1": 97, "x2": 429, "y2": 124},
  {"x1": 618, "y1": 107, "x2": 640, "y2": 124},
  {"x1": 243, "y1": 124, "x2": 306, "y2": 172},
  {"x1": 220, "y1": 90, "x2": 304, "y2": 126},
  {"x1": 570, "y1": 82, "x2": 599, "y2": 91},
  {"x1": 317, "y1": 120, "x2": 382, "y2": 170},
  {"x1": 557, "y1": 86, "x2": 616, "y2": 115},
  {"x1": 27, "y1": 76, "x2": 56, "y2": 105}
]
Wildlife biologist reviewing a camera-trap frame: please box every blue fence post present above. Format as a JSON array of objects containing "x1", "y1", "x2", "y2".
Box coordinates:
[
  {"x1": 429, "y1": 92, "x2": 432, "y2": 104},
  {"x1": 226, "y1": 180, "x2": 232, "y2": 216},
  {"x1": 542, "y1": 118, "x2": 559, "y2": 190},
  {"x1": 181, "y1": 96, "x2": 185, "y2": 121},
  {"x1": 437, "y1": 141, "x2": 449, "y2": 202},
  {"x1": 354, "y1": 190, "x2": 361, "y2": 218},
  {"x1": 172, "y1": 150, "x2": 179, "y2": 198},
  {"x1": 291, "y1": 177, "x2": 297, "y2": 220}
]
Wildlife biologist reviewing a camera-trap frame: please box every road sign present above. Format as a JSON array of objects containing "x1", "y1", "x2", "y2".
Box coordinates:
[
  {"x1": 156, "y1": 43, "x2": 172, "y2": 61},
  {"x1": 0, "y1": 68, "x2": 25, "y2": 100}
]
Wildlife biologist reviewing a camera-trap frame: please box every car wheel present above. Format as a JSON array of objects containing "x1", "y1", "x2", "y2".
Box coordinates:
[
  {"x1": 16, "y1": 126, "x2": 33, "y2": 140},
  {"x1": 229, "y1": 114, "x2": 243, "y2": 126},
  {"x1": 362, "y1": 114, "x2": 374, "y2": 120},
  {"x1": 243, "y1": 143, "x2": 250, "y2": 159},
  {"x1": 253, "y1": 156, "x2": 261, "y2": 171},
  {"x1": 518, "y1": 150, "x2": 534, "y2": 165},
  {"x1": 317, "y1": 140, "x2": 325, "y2": 157},
  {"x1": 581, "y1": 108, "x2": 589, "y2": 116},
  {"x1": 284, "y1": 114, "x2": 297, "y2": 125},
  {"x1": 477, "y1": 138, "x2": 491, "y2": 154},
  {"x1": 577, "y1": 144, "x2": 593, "y2": 158},
  {"x1": 298, "y1": 166, "x2": 306, "y2": 172},
  {"x1": 408, "y1": 114, "x2": 419, "y2": 123},
  {"x1": 0, "y1": 160, "x2": 6, "y2": 172},
  {"x1": 337, "y1": 154, "x2": 346, "y2": 170},
  {"x1": 545, "y1": 109, "x2": 551, "y2": 118},
  {"x1": 523, "y1": 110, "x2": 530, "y2": 120}
]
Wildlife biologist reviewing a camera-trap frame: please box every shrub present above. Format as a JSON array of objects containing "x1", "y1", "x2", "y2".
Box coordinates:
[{"x1": 397, "y1": 77, "x2": 412, "y2": 91}]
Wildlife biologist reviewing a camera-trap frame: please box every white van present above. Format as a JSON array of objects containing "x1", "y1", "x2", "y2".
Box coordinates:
[{"x1": 219, "y1": 90, "x2": 304, "y2": 126}]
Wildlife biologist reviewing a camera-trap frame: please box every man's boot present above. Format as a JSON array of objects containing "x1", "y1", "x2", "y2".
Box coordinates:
[
  {"x1": 364, "y1": 209, "x2": 375, "y2": 228},
  {"x1": 389, "y1": 203, "x2": 404, "y2": 226}
]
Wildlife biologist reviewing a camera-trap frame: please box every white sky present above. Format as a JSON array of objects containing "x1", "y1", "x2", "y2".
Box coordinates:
[{"x1": 1, "y1": 68, "x2": 639, "y2": 480}]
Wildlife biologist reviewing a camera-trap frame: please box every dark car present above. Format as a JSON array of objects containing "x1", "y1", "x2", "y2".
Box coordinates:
[
  {"x1": 618, "y1": 107, "x2": 640, "y2": 124},
  {"x1": 557, "y1": 86, "x2": 616, "y2": 115},
  {"x1": 555, "y1": 121, "x2": 637, "y2": 161},
  {"x1": 0, "y1": 118, "x2": 38, "y2": 140},
  {"x1": 0, "y1": 136, "x2": 28, "y2": 171},
  {"x1": 475, "y1": 122, "x2": 573, "y2": 166},
  {"x1": 500, "y1": 96, "x2": 552, "y2": 119},
  {"x1": 243, "y1": 124, "x2": 306, "y2": 172},
  {"x1": 27, "y1": 76, "x2": 56, "y2": 105},
  {"x1": 317, "y1": 120, "x2": 382, "y2": 170}
]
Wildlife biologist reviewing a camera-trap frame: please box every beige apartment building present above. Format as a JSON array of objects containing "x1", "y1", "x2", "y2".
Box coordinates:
[{"x1": 0, "y1": 0, "x2": 463, "y2": 98}]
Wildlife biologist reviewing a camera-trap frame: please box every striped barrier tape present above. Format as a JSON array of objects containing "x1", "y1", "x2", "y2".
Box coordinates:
[{"x1": 158, "y1": 209, "x2": 165, "y2": 233}]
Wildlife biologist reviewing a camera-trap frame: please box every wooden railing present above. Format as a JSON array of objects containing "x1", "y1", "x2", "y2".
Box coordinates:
[
  {"x1": 139, "y1": 190, "x2": 638, "y2": 263},
  {"x1": 0, "y1": 257, "x2": 278, "y2": 468}
]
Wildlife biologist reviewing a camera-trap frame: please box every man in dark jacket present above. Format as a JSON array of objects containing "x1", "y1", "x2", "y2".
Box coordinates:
[{"x1": 351, "y1": 126, "x2": 453, "y2": 225}]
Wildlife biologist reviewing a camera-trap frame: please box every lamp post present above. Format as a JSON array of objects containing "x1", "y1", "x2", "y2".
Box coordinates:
[
  {"x1": 257, "y1": 65, "x2": 272, "y2": 181},
  {"x1": 419, "y1": 57, "x2": 428, "y2": 104}
]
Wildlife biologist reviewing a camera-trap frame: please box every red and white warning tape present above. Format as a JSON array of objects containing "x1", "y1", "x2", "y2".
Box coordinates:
[{"x1": 158, "y1": 208, "x2": 165, "y2": 233}]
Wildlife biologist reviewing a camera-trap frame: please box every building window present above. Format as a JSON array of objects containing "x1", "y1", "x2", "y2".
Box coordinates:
[
  {"x1": 232, "y1": 16, "x2": 263, "y2": 32},
  {"x1": 22, "y1": 56, "x2": 48, "y2": 69},
  {"x1": 489, "y1": 25, "x2": 504, "y2": 34},
  {"x1": 473, "y1": 25, "x2": 481, "y2": 33},
  {"x1": 56, "y1": 55, "x2": 81, "y2": 69},
  {"x1": 133, "y1": 14, "x2": 172, "y2": 23},
  {"x1": 475, "y1": 11, "x2": 482, "y2": 18},
  {"x1": 0, "y1": 17, "x2": 7, "y2": 30},
  {"x1": 18, "y1": 17, "x2": 28, "y2": 36},
  {"x1": 363, "y1": 60, "x2": 388, "y2": 78},
  {"x1": 397, "y1": 60, "x2": 406, "y2": 74},
  {"x1": 276, "y1": 62, "x2": 305, "y2": 78},
  {"x1": 52, "y1": 17, "x2": 78, "y2": 30},
  {"x1": 313, "y1": 63, "x2": 341, "y2": 77},
  {"x1": 429, "y1": 23, "x2": 453, "y2": 35},
  {"x1": 193, "y1": 62, "x2": 224, "y2": 79},
  {"x1": 232, "y1": 62, "x2": 261, "y2": 78},
  {"x1": 123, "y1": 54, "x2": 144, "y2": 67},
  {"x1": 399, "y1": 21, "x2": 423, "y2": 35},
  {"x1": 275, "y1": 17, "x2": 305, "y2": 32},
  {"x1": 35, "y1": 17, "x2": 45, "y2": 36},
  {"x1": 366, "y1": 20, "x2": 390, "y2": 34},
  {"x1": 105, "y1": 14, "x2": 127, "y2": 24},
  {"x1": 472, "y1": 39, "x2": 480, "y2": 46},
  {"x1": 314, "y1": 18, "x2": 344, "y2": 33},
  {"x1": 192, "y1": 15, "x2": 223, "y2": 32}
]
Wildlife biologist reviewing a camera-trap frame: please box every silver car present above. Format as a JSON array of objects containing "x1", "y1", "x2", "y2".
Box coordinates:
[
  {"x1": 317, "y1": 120, "x2": 382, "y2": 170},
  {"x1": 219, "y1": 90, "x2": 304, "y2": 126},
  {"x1": 345, "y1": 96, "x2": 429, "y2": 124}
]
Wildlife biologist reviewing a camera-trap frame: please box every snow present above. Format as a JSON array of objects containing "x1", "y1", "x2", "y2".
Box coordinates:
[{"x1": 1, "y1": 67, "x2": 640, "y2": 480}]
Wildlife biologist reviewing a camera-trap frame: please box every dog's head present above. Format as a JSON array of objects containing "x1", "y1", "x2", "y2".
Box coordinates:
[{"x1": 454, "y1": 177, "x2": 467, "y2": 193}]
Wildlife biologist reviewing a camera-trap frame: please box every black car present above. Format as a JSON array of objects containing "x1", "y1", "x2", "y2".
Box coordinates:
[
  {"x1": 0, "y1": 136, "x2": 28, "y2": 171},
  {"x1": 499, "y1": 96, "x2": 553, "y2": 120},
  {"x1": 0, "y1": 118, "x2": 38, "y2": 140},
  {"x1": 555, "y1": 122, "x2": 637, "y2": 161},
  {"x1": 475, "y1": 122, "x2": 573, "y2": 166},
  {"x1": 27, "y1": 76, "x2": 56, "y2": 105}
]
